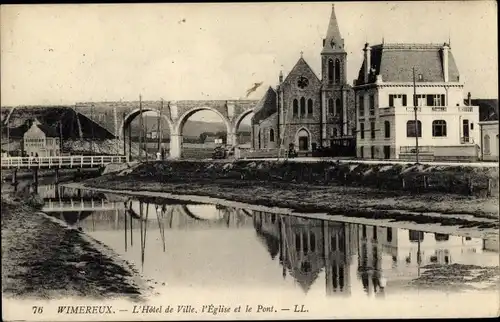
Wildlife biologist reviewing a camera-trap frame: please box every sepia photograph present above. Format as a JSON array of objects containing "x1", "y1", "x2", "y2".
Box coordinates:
[{"x1": 1, "y1": 1, "x2": 499, "y2": 320}]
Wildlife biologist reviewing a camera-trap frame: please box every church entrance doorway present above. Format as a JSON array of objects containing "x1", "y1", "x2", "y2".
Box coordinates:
[{"x1": 296, "y1": 129, "x2": 310, "y2": 151}]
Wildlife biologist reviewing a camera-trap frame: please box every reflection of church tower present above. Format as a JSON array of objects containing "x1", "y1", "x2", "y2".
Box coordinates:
[
  {"x1": 323, "y1": 221, "x2": 353, "y2": 295},
  {"x1": 280, "y1": 216, "x2": 325, "y2": 293}
]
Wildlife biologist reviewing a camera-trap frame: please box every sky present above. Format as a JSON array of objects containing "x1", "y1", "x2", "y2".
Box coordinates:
[{"x1": 1, "y1": 1, "x2": 497, "y2": 123}]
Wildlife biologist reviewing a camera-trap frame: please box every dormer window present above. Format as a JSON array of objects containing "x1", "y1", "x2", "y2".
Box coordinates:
[{"x1": 418, "y1": 74, "x2": 423, "y2": 81}]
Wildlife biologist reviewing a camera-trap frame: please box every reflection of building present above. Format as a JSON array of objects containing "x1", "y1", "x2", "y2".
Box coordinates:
[
  {"x1": 253, "y1": 211, "x2": 357, "y2": 295},
  {"x1": 23, "y1": 119, "x2": 61, "y2": 157},
  {"x1": 357, "y1": 223, "x2": 488, "y2": 292}
]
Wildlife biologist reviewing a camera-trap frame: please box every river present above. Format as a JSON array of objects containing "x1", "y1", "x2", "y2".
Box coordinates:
[{"x1": 3, "y1": 175, "x2": 499, "y2": 318}]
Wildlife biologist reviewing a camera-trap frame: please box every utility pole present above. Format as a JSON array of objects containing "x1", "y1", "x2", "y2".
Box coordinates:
[
  {"x1": 413, "y1": 67, "x2": 420, "y2": 164},
  {"x1": 138, "y1": 95, "x2": 143, "y2": 160},
  {"x1": 158, "y1": 99, "x2": 163, "y2": 152},
  {"x1": 91, "y1": 104, "x2": 95, "y2": 156},
  {"x1": 144, "y1": 102, "x2": 148, "y2": 162},
  {"x1": 122, "y1": 112, "x2": 126, "y2": 159}
]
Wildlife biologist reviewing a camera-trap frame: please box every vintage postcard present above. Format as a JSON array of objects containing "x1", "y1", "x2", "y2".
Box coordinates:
[{"x1": 1, "y1": 1, "x2": 499, "y2": 321}]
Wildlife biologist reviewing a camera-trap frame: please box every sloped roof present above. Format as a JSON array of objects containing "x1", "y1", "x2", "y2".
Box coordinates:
[
  {"x1": 321, "y1": 4, "x2": 345, "y2": 55},
  {"x1": 251, "y1": 86, "x2": 277, "y2": 124},
  {"x1": 356, "y1": 43, "x2": 460, "y2": 85},
  {"x1": 283, "y1": 57, "x2": 321, "y2": 84},
  {"x1": 467, "y1": 99, "x2": 498, "y2": 121},
  {"x1": 35, "y1": 122, "x2": 59, "y2": 137}
]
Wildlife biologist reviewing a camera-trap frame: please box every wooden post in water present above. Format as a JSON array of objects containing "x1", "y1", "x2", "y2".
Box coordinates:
[
  {"x1": 33, "y1": 168, "x2": 38, "y2": 187},
  {"x1": 128, "y1": 124, "x2": 132, "y2": 162},
  {"x1": 122, "y1": 112, "x2": 127, "y2": 161},
  {"x1": 423, "y1": 175, "x2": 427, "y2": 189},
  {"x1": 402, "y1": 177, "x2": 406, "y2": 189},
  {"x1": 11, "y1": 169, "x2": 17, "y2": 185},
  {"x1": 55, "y1": 168, "x2": 59, "y2": 184}
]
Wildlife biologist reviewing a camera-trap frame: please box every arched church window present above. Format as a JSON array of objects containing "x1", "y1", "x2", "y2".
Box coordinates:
[
  {"x1": 328, "y1": 99, "x2": 334, "y2": 114},
  {"x1": 307, "y1": 99, "x2": 313, "y2": 115},
  {"x1": 270, "y1": 129, "x2": 275, "y2": 142},
  {"x1": 328, "y1": 59, "x2": 334, "y2": 83},
  {"x1": 293, "y1": 99, "x2": 298, "y2": 116},
  {"x1": 335, "y1": 59, "x2": 341, "y2": 83},
  {"x1": 336, "y1": 98, "x2": 342, "y2": 116},
  {"x1": 300, "y1": 97, "x2": 306, "y2": 116}
]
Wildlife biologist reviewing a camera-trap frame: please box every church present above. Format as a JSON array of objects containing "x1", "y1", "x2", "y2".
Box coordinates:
[{"x1": 251, "y1": 5, "x2": 355, "y2": 155}]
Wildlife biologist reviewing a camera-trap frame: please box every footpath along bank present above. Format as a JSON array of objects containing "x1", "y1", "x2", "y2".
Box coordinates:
[{"x1": 81, "y1": 160, "x2": 499, "y2": 227}]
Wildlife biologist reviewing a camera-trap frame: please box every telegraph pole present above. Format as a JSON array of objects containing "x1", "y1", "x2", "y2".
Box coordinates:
[
  {"x1": 144, "y1": 102, "x2": 149, "y2": 162},
  {"x1": 413, "y1": 67, "x2": 420, "y2": 164},
  {"x1": 91, "y1": 104, "x2": 95, "y2": 156},
  {"x1": 122, "y1": 112, "x2": 126, "y2": 159},
  {"x1": 158, "y1": 99, "x2": 163, "y2": 152},
  {"x1": 138, "y1": 95, "x2": 143, "y2": 160}
]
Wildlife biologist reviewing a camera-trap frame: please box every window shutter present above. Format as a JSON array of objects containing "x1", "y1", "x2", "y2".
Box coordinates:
[{"x1": 441, "y1": 94, "x2": 446, "y2": 106}]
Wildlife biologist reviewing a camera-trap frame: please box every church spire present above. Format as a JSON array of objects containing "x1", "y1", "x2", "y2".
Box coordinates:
[{"x1": 321, "y1": 4, "x2": 344, "y2": 54}]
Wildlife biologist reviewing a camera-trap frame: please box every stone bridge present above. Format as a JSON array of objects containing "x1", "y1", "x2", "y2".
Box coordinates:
[{"x1": 75, "y1": 99, "x2": 258, "y2": 159}]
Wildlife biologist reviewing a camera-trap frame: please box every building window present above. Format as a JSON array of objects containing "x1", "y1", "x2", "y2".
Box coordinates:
[
  {"x1": 369, "y1": 95, "x2": 375, "y2": 115},
  {"x1": 370, "y1": 121, "x2": 375, "y2": 139},
  {"x1": 336, "y1": 98, "x2": 342, "y2": 116},
  {"x1": 387, "y1": 228, "x2": 393, "y2": 242},
  {"x1": 409, "y1": 230, "x2": 424, "y2": 242},
  {"x1": 360, "y1": 123, "x2": 365, "y2": 139},
  {"x1": 371, "y1": 146, "x2": 375, "y2": 158},
  {"x1": 432, "y1": 120, "x2": 447, "y2": 137},
  {"x1": 293, "y1": 99, "x2": 298, "y2": 116},
  {"x1": 335, "y1": 59, "x2": 341, "y2": 83},
  {"x1": 269, "y1": 129, "x2": 275, "y2": 142},
  {"x1": 333, "y1": 128, "x2": 338, "y2": 137},
  {"x1": 384, "y1": 121, "x2": 390, "y2": 138},
  {"x1": 328, "y1": 99, "x2": 334, "y2": 114},
  {"x1": 302, "y1": 232, "x2": 309, "y2": 254},
  {"x1": 373, "y1": 226, "x2": 378, "y2": 240},
  {"x1": 389, "y1": 94, "x2": 407, "y2": 107},
  {"x1": 359, "y1": 95, "x2": 365, "y2": 117},
  {"x1": 362, "y1": 225, "x2": 367, "y2": 238},
  {"x1": 295, "y1": 233, "x2": 301, "y2": 250},
  {"x1": 484, "y1": 135, "x2": 491, "y2": 154},
  {"x1": 310, "y1": 232, "x2": 316, "y2": 252},
  {"x1": 307, "y1": 99, "x2": 313, "y2": 115},
  {"x1": 360, "y1": 146, "x2": 364, "y2": 158},
  {"x1": 406, "y1": 120, "x2": 422, "y2": 137},
  {"x1": 300, "y1": 97, "x2": 306, "y2": 116},
  {"x1": 328, "y1": 59, "x2": 334, "y2": 83}
]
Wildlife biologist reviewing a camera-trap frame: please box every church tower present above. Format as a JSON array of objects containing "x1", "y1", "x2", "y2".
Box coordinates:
[{"x1": 320, "y1": 4, "x2": 350, "y2": 146}]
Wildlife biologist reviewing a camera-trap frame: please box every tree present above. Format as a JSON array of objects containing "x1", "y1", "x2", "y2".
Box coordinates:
[{"x1": 199, "y1": 132, "x2": 208, "y2": 143}]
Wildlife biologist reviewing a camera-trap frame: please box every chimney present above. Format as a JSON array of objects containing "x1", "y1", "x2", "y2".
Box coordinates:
[
  {"x1": 442, "y1": 43, "x2": 449, "y2": 82},
  {"x1": 363, "y1": 43, "x2": 371, "y2": 83},
  {"x1": 279, "y1": 70, "x2": 283, "y2": 84},
  {"x1": 467, "y1": 92, "x2": 471, "y2": 106}
]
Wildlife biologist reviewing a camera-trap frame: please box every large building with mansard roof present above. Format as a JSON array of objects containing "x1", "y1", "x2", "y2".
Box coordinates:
[
  {"x1": 251, "y1": 4, "x2": 356, "y2": 154},
  {"x1": 353, "y1": 42, "x2": 480, "y2": 161}
]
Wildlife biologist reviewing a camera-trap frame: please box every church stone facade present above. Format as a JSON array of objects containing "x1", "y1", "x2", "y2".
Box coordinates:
[{"x1": 252, "y1": 5, "x2": 355, "y2": 153}]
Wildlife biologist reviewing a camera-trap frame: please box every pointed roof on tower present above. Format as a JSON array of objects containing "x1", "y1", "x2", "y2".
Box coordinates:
[{"x1": 321, "y1": 4, "x2": 345, "y2": 55}]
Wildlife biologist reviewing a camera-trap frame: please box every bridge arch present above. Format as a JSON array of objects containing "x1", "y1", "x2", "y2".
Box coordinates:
[
  {"x1": 170, "y1": 106, "x2": 232, "y2": 159},
  {"x1": 119, "y1": 107, "x2": 174, "y2": 139},
  {"x1": 232, "y1": 109, "x2": 254, "y2": 146}
]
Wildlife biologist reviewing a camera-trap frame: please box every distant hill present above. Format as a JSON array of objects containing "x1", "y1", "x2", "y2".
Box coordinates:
[{"x1": 131, "y1": 116, "x2": 251, "y2": 138}]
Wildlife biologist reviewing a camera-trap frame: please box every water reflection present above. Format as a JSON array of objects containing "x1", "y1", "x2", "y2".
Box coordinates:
[{"x1": 7, "y1": 178, "x2": 498, "y2": 297}]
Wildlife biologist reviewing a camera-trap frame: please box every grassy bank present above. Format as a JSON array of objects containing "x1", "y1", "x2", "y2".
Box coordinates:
[
  {"x1": 1, "y1": 190, "x2": 147, "y2": 300},
  {"x1": 81, "y1": 160, "x2": 499, "y2": 228}
]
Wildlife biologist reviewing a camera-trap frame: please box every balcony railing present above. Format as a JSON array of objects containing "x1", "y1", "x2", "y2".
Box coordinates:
[
  {"x1": 459, "y1": 106, "x2": 474, "y2": 112},
  {"x1": 400, "y1": 146, "x2": 434, "y2": 154},
  {"x1": 461, "y1": 137, "x2": 475, "y2": 144},
  {"x1": 432, "y1": 106, "x2": 447, "y2": 112}
]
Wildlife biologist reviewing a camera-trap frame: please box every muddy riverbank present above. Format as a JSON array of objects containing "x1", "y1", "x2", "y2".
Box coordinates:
[
  {"x1": 80, "y1": 162, "x2": 499, "y2": 230},
  {"x1": 1, "y1": 191, "x2": 149, "y2": 300}
]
